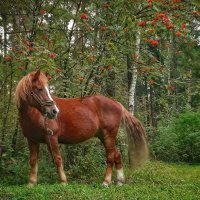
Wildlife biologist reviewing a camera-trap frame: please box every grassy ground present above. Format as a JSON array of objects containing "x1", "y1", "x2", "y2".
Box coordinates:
[{"x1": 0, "y1": 161, "x2": 200, "y2": 200}]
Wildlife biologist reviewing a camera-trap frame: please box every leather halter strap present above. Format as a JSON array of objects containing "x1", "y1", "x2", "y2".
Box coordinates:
[{"x1": 30, "y1": 90, "x2": 55, "y2": 107}]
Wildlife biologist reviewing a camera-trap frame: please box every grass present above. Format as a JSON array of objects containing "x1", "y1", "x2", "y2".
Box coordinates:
[{"x1": 0, "y1": 161, "x2": 200, "y2": 200}]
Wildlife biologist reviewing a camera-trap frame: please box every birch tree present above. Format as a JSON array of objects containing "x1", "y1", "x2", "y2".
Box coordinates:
[{"x1": 128, "y1": 28, "x2": 141, "y2": 116}]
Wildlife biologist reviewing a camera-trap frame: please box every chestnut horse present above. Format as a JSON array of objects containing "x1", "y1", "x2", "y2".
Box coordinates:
[{"x1": 15, "y1": 70, "x2": 148, "y2": 187}]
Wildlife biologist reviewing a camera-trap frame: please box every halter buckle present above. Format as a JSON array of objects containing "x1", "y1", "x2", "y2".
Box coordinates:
[{"x1": 47, "y1": 128, "x2": 53, "y2": 136}]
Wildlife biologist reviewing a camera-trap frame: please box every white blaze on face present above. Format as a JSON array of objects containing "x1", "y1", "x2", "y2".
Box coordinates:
[{"x1": 45, "y1": 86, "x2": 59, "y2": 113}]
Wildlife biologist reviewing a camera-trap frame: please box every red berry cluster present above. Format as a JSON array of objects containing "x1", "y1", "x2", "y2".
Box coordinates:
[{"x1": 148, "y1": 39, "x2": 159, "y2": 46}]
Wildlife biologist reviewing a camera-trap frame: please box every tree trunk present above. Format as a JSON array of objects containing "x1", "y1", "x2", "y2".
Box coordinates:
[
  {"x1": 150, "y1": 85, "x2": 156, "y2": 127},
  {"x1": 1, "y1": 66, "x2": 13, "y2": 142},
  {"x1": 128, "y1": 29, "x2": 141, "y2": 116},
  {"x1": 144, "y1": 76, "x2": 150, "y2": 126},
  {"x1": 2, "y1": 14, "x2": 8, "y2": 56}
]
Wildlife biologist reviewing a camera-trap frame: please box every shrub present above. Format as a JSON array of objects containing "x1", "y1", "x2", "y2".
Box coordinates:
[{"x1": 151, "y1": 111, "x2": 200, "y2": 163}]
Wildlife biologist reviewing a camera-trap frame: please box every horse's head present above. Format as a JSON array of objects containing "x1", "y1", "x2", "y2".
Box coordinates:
[
  {"x1": 16, "y1": 70, "x2": 59, "y2": 119},
  {"x1": 29, "y1": 70, "x2": 59, "y2": 119}
]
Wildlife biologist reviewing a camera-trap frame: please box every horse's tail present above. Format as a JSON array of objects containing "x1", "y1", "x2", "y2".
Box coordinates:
[{"x1": 121, "y1": 105, "x2": 149, "y2": 168}]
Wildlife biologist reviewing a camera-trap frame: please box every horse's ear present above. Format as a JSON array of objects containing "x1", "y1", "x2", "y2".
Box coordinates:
[{"x1": 33, "y1": 69, "x2": 41, "y2": 80}]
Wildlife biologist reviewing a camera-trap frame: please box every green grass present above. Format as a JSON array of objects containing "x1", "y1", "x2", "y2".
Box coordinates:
[{"x1": 0, "y1": 161, "x2": 200, "y2": 200}]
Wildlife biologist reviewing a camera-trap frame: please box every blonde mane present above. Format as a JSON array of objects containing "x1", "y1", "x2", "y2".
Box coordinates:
[{"x1": 15, "y1": 72, "x2": 48, "y2": 108}]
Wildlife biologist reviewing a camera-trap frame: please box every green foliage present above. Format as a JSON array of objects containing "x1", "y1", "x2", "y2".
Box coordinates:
[
  {"x1": 63, "y1": 140, "x2": 105, "y2": 182},
  {"x1": 152, "y1": 111, "x2": 200, "y2": 162}
]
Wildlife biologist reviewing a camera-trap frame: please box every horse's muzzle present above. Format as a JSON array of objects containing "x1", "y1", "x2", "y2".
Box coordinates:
[{"x1": 44, "y1": 105, "x2": 59, "y2": 119}]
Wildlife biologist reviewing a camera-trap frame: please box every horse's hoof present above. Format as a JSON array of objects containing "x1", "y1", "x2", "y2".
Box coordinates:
[
  {"x1": 102, "y1": 182, "x2": 110, "y2": 187},
  {"x1": 117, "y1": 181, "x2": 124, "y2": 186},
  {"x1": 61, "y1": 182, "x2": 67, "y2": 186},
  {"x1": 27, "y1": 183, "x2": 36, "y2": 188}
]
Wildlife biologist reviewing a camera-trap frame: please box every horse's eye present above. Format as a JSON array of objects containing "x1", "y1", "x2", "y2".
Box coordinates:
[{"x1": 38, "y1": 88, "x2": 43, "y2": 92}]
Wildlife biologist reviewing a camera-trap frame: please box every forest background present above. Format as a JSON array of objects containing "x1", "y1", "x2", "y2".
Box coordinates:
[{"x1": 0, "y1": 1, "x2": 200, "y2": 196}]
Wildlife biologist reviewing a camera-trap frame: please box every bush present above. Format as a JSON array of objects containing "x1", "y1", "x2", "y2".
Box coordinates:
[{"x1": 151, "y1": 111, "x2": 200, "y2": 163}]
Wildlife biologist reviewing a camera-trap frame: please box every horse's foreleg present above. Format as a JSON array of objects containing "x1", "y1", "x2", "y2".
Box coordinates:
[
  {"x1": 46, "y1": 136, "x2": 67, "y2": 185},
  {"x1": 28, "y1": 140, "x2": 39, "y2": 187}
]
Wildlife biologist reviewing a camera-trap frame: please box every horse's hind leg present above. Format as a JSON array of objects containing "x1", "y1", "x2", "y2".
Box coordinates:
[
  {"x1": 45, "y1": 136, "x2": 67, "y2": 185},
  {"x1": 28, "y1": 139, "x2": 39, "y2": 187},
  {"x1": 100, "y1": 129, "x2": 125, "y2": 186},
  {"x1": 114, "y1": 149, "x2": 125, "y2": 185},
  {"x1": 102, "y1": 138, "x2": 115, "y2": 186},
  {"x1": 101, "y1": 129, "x2": 119, "y2": 187}
]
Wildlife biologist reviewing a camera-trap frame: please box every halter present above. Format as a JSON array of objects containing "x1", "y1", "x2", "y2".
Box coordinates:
[{"x1": 30, "y1": 90, "x2": 55, "y2": 108}]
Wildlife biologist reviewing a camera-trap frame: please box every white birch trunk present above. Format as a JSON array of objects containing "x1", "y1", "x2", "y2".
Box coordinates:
[
  {"x1": 167, "y1": 33, "x2": 173, "y2": 96},
  {"x1": 129, "y1": 29, "x2": 141, "y2": 116}
]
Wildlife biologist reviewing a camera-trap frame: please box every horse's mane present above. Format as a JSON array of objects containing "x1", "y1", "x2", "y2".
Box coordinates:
[{"x1": 15, "y1": 71, "x2": 48, "y2": 108}]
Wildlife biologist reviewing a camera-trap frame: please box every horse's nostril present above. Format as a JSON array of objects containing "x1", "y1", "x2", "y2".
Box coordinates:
[{"x1": 52, "y1": 109, "x2": 57, "y2": 114}]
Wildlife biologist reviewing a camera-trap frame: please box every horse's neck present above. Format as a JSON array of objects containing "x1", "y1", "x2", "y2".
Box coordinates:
[{"x1": 18, "y1": 104, "x2": 37, "y2": 117}]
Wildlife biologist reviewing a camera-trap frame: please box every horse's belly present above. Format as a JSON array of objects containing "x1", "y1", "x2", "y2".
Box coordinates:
[{"x1": 58, "y1": 119, "x2": 99, "y2": 144}]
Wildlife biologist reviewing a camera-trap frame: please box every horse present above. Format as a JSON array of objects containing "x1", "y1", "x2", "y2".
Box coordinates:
[{"x1": 15, "y1": 70, "x2": 148, "y2": 187}]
